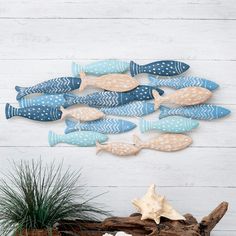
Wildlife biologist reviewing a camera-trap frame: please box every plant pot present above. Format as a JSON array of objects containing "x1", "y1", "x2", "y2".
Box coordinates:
[{"x1": 15, "y1": 229, "x2": 61, "y2": 236}]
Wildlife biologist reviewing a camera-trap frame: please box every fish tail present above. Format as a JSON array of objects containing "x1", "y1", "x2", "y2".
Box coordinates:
[
  {"x1": 60, "y1": 106, "x2": 68, "y2": 120},
  {"x1": 148, "y1": 75, "x2": 159, "y2": 87},
  {"x1": 71, "y1": 62, "x2": 84, "y2": 77},
  {"x1": 15, "y1": 86, "x2": 29, "y2": 100},
  {"x1": 159, "y1": 105, "x2": 171, "y2": 119},
  {"x1": 130, "y1": 61, "x2": 140, "y2": 77},
  {"x1": 5, "y1": 103, "x2": 18, "y2": 119},
  {"x1": 133, "y1": 135, "x2": 143, "y2": 148},
  {"x1": 65, "y1": 119, "x2": 78, "y2": 134},
  {"x1": 78, "y1": 72, "x2": 88, "y2": 92},
  {"x1": 18, "y1": 98, "x2": 32, "y2": 108},
  {"x1": 63, "y1": 93, "x2": 79, "y2": 108},
  {"x1": 96, "y1": 141, "x2": 103, "y2": 154},
  {"x1": 139, "y1": 119, "x2": 151, "y2": 133},
  {"x1": 48, "y1": 131, "x2": 61, "y2": 147},
  {"x1": 152, "y1": 89, "x2": 162, "y2": 110}
]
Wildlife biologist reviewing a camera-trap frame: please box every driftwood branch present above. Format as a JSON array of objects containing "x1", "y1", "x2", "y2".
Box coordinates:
[{"x1": 58, "y1": 202, "x2": 228, "y2": 236}]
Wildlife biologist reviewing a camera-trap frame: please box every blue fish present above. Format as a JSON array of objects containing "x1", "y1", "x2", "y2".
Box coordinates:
[
  {"x1": 5, "y1": 103, "x2": 62, "y2": 121},
  {"x1": 48, "y1": 130, "x2": 108, "y2": 147},
  {"x1": 159, "y1": 105, "x2": 231, "y2": 120},
  {"x1": 65, "y1": 118, "x2": 137, "y2": 134},
  {"x1": 148, "y1": 75, "x2": 219, "y2": 91},
  {"x1": 15, "y1": 77, "x2": 81, "y2": 100},
  {"x1": 140, "y1": 116, "x2": 199, "y2": 133},
  {"x1": 72, "y1": 60, "x2": 130, "y2": 76},
  {"x1": 130, "y1": 60, "x2": 189, "y2": 77},
  {"x1": 63, "y1": 85, "x2": 164, "y2": 108},
  {"x1": 19, "y1": 94, "x2": 68, "y2": 108},
  {"x1": 99, "y1": 101, "x2": 156, "y2": 117}
]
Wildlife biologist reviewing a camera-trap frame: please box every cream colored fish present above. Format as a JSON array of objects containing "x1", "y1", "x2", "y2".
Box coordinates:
[
  {"x1": 79, "y1": 72, "x2": 139, "y2": 92},
  {"x1": 60, "y1": 106, "x2": 104, "y2": 121},
  {"x1": 96, "y1": 141, "x2": 141, "y2": 156},
  {"x1": 133, "y1": 134, "x2": 192, "y2": 152},
  {"x1": 152, "y1": 87, "x2": 212, "y2": 109}
]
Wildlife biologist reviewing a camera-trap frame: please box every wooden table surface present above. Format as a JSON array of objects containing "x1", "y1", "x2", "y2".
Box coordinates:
[{"x1": 0, "y1": 1, "x2": 235, "y2": 235}]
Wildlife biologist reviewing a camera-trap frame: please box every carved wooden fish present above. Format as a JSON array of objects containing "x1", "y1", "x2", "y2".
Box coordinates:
[
  {"x1": 148, "y1": 75, "x2": 219, "y2": 91},
  {"x1": 65, "y1": 118, "x2": 136, "y2": 134},
  {"x1": 152, "y1": 87, "x2": 212, "y2": 109},
  {"x1": 15, "y1": 77, "x2": 81, "y2": 100},
  {"x1": 63, "y1": 85, "x2": 164, "y2": 108},
  {"x1": 159, "y1": 105, "x2": 231, "y2": 120},
  {"x1": 49, "y1": 131, "x2": 108, "y2": 147},
  {"x1": 96, "y1": 141, "x2": 140, "y2": 156},
  {"x1": 140, "y1": 116, "x2": 199, "y2": 133},
  {"x1": 133, "y1": 134, "x2": 192, "y2": 152},
  {"x1": 79, "y1": 72, "x2": 139, "y2": 92}
]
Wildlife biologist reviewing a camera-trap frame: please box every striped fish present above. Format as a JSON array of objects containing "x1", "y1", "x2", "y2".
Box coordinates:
[
  {"x1": 63, "y1": 85, "x2": 164, "y2": 108},
  {"x1": 65, "y1": 118, "x2": 136, "y2": 134},
  {"x1": 130, "y1": 60, "x2": 189, "y2": 77},
  {"x1": 15, "y1": 77, "x2": 81, "y2": 100},
  {"x1": 159, "y1": 105, "x2": 231, "y2": 120},
  {"x1": 148, "y1": 75, "x2": 219, "y2": 91}
]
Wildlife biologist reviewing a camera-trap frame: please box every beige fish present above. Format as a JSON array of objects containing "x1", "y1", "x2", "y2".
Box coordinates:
[
  {"x1": 133, "y1": 134, "x2": 192, "y2": 152},
  {"x1": 79, "y1": 72, "x2": 139, "y2": 92},
  {"x1": 96, "y1": 141, "x2": 140, "y2": 156},
  {"x1": 60, "y1": 106, "x2": 104, "y2": 121},
  {"x1": 132, "y1": 184, "x2": 186, "y2": 224},
  {"x1": 152, "y1": 87, "x2": 212, "y2": 109}
]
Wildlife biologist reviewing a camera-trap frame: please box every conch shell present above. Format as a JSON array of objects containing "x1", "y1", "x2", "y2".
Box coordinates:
[{"x1": 132, "y1": 184, "x2": 186, "y2": 224}]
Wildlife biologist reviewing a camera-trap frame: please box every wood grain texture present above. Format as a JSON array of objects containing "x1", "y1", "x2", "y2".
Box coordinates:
[{"x1": 0, "y1": 1, "x2": 235, "y2": 235}]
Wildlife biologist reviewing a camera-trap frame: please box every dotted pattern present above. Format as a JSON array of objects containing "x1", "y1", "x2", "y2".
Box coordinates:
[
  {"x1": 159, "y1": 104, "x2": 231, "y2": 120},
  {"x1": 140, "y1": 116, "x2": 199, "y2": 133},
  {"x1": 148, "y1": 76, "x2": 219, "y2": 91}
]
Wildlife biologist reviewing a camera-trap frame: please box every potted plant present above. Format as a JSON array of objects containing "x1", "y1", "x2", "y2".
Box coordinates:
[{"x1": 0, "y1": 159, "x2": 108, "y2": 236}]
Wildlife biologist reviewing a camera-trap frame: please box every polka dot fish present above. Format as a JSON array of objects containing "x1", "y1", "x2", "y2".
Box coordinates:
[
  {"x1": 130, "y1": 60, "x2": 189, "y2": 77},
  {"x1": 140, "y1": 116, "x2": 199, "y2": 133},
  {"x1": 48, "y1": 131, "x2": 108, "y2": 147},
  {"x1": 159, "y1": 105, "x2": 231, "y2": 120},
  {"x1": 15, "y1": 77, "x2": 81, "y2": 100},
  {"x1": 64, "y1": 118, "x2": 137, "y2": 134},
  {"x1": 148, "y1": 75, "x2": 219, "y2": 91},
  {"x1": 63, "y1": 85, "x2": 164, "y2": 108}
]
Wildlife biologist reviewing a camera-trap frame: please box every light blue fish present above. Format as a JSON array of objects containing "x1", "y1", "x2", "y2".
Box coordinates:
[
  {"x1": 65, "y1": 118, "x2": 137, "y2": 134},
  {"x1": 159, "y1": 105, "x2": 231, "y2": 120},
  {"x1": 72, "y1": 60, "x2": 130, "y2": 76},
  {"x1": 99, "y1": 101, "x2": 156, "y2": 117},
  {"x1": 15, "y1": 77, "x2": 81, "y2": 100},
  {"x1": 140, "y1": 116, "x2": 199, "y2": 133},
  {"x1": 48, "y1": 130, "x2": 108, "y2": 147},
  {"x1": 148, "y1": 75, "x2": 219, "y2": 91},
  {"x1": 19, "y1": 94, "x2": 68, "y2": 108}
]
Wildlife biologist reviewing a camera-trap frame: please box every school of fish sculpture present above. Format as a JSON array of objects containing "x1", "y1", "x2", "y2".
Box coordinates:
[
  {"x1": 79, "y1": 72, "x2": 139, "y2": 92},
  {"x1": 140, "y1": 116, "x2": 199, "y2": 133},
  {"x1": 159, "y1": 105, "x2": 231, "y2": 120},
  {"x1": 15, "y1": 77, "x2": 81, "y2": 100},
  {"x1": 65, "y1": 118, "x2": 136, "y2": 134},
  {"x1": 5, "y1": 103, "x2": 104, "y2": 122},
  {"x1": 48, "y1": 130, "x2": 108, "y2": 147},
  {"x1": 148, "y1": 75, "x2": 219, "y2": 91},
  {"x1": 63, "y1": 85, "x2": 164, "y2": 108},
  {"x1": 72, "y1": 59, "x2": 190, "y2": 77}
]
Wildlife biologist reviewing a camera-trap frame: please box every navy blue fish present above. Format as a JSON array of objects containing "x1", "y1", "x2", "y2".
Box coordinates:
[
  {"x1": 159, "y1": 105, "x2": 231, "y2": 120},
  {"x1": 63, "y1": 85, "x2": 164, "y2": 108},
  {"x1": 65, "y1": 118, "x2": 136, "y2": 134},
  {"x1": 15, "y1": 77, "x2": 81, "y2": 100},
  {"x1": 148, "y1": 76, "x2": 219, "y2": 91},
  {"x1": 130, "y1": 60, "x2": 189, "y2": 77}
]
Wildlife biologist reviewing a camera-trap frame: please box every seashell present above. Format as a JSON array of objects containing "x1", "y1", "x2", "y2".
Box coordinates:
[
  {"x1": 79, "y1": 72, "x2": 139, "y2": 92},
  {"x1": 132, "y1": 184, "x2": 186, "y2": 224},
  {"x1": 133, "y1": 134, "x2": 192, "y2": 152}
]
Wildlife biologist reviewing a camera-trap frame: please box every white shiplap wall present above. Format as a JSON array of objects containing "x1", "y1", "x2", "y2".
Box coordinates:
[{"x1": 0, "y1": 1, "x2": 236, "y2": 235}]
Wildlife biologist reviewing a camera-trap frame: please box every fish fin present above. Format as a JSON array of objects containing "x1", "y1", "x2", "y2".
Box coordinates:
[
  {"x1": 130, "y1": 61, "x2": 139, "y2": 77},
  {"x1": 48, "y1": 131, "x2": 60, "y2": 147},
  {"x1": 15, "y1": 86, "x2": 28, "y2": 100},
  {"x1": 5, "y1": 103, "x2": 17, "y2": 119},
  {"x1": 71, "y1": 62, "x2": 83, "y2": 77},
  {"x1": 96, "y1": 141, "x2": 103, "y2": 154},
  {"x1": 133, "y1": 135, "x2": 142, "y2": 147},
  {"x1": 64, "y1": 119, "x2": 77, "y2": 134},
  {"x1": 148, "y1": 75, "x2": 158, "y2": 87},
  {"x1": 152, "y1": 89, "x2": 161, "y2": 110},
  {"x1": 78, "y1": 72, "x2": 88, "y2": 92},
  {"x1": 159, "y1": 105, "x2": 171, "y2": 119}
]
